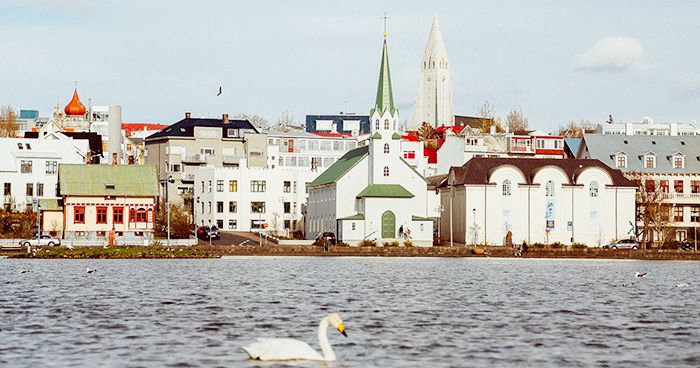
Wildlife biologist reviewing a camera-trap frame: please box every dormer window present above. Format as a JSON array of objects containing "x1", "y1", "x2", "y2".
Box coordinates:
[
  {"x1": 615, "y1": 152, "x2": 627, "y2": 168},
  {"x1": 644, "y1": 153, "x2": 656, "y2": 169},
  {"x1": 673, "y1": 154, "x2": 685, "y2": 169}
]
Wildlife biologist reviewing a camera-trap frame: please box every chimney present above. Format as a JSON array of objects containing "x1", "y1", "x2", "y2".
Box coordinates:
[
  {"x1": 185, "y1": 112, "x2": 191, "y2": 119},
  {"x1": 222, "y1": 113, "x2": 229, "y2": 124}
]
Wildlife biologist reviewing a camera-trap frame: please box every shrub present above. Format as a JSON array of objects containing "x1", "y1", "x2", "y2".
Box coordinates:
[
  {"x1": 151, "y1": 240, "x2": 163, "y2": 247},
  {"x1": 550, "y1": 242, "x2": 565, "y2": 249},
  {"x1": 359, "y1": 239, "x2": 376, "y2": 247},
  {"x1": 336, "y1": 241, "x2": 350, "y2": 247},
  {"x1": 531, "y1": 243, "x2": 546, "y2": 248},
  {"x1": 572, "y1": 242, "x2": 587, "y2": 249},
  {"x1": 404, "y1": 240, "x2": 414, "y2": 247},
  {"x1": 389, "y1": 241, "x2": 400, "y2": 247}
]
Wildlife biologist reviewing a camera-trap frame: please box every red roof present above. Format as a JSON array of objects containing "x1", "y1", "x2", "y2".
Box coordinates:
[
  {"x1": 424, "y1": 146, "x2": 437, "y2": 164},
  {"x1": 435, "y1": 125, "x2": 467, "y2": 134},
  {"x1": 402, "y1": 134, "x2": 420, "y2": 142},
  {"x1": 311, "y1": 132, "x2": 352, "y2": 138},
  {"x1": 122, "y1": 123, "x2": 169, "y2": 136}
]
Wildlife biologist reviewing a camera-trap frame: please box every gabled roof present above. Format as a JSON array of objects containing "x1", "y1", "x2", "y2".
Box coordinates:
[
  {"x1": 308, "y1": 145, "x2": 369, "y2": 188},
  {"x1": 356, "y1": 184, "x2": 414, "y2": 198},
  {"x1": 39, "y1": 198, "x2": 63, "y2": 211},
  {"x1": 412, "y1": 215, "x2": 433, "y2": 221},
  {"x1": 581, "y1": 134, "x2": 700, "y2": 174},
  {"x1": 338, "y1": 213, "x2": 365, "y2": 220},
  {"x1": 444, "y1": 157, "x2": 634, "y2": 187},
  {"x1": 146, "y1": 117, "x2": 257, "y2": 140},
  {"x1": 59, "y1": 164, "x2": 159, "y2": 196}
]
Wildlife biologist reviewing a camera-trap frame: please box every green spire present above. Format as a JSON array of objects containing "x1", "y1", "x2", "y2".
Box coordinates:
[{"x1": 372, "y1": 39, "x2": 396, "y2": 116}]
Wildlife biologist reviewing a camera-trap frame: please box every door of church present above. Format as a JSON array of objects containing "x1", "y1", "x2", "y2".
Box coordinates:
[{"x1": 381, "y1": 211, "x2": 395, "y2": 238}]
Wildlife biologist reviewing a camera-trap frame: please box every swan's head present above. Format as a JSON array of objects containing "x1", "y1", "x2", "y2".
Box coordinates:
[{"x1": 326, "y1": 313, "x2": 347, "y2": 337}]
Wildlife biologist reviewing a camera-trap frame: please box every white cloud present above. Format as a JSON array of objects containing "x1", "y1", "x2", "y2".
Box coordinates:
[{"x1": 575, "y1": 36, "x2": 646, "y2": 72}]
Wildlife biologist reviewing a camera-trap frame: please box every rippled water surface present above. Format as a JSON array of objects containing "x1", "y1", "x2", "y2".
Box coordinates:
[{"x1": 1, "y1": 257, "x2": 699, "y2": 367}]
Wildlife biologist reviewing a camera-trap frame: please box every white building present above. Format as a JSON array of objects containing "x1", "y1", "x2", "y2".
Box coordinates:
[
  {"x1": 596, "y1": 117, "x2": 699, "y2": 136},
  {"x1": 306, "y1": 35, "x2": 436, "y2": 246},
  {"x1": 438, "y1": 158, "x2": 636, "y2": 247},
  {"x1": 193, "y1": 131, "x2": 361, "y2": 233},
  {"x1": 0, "y1": 136, "x2": 88, "y2": 212},
  {"x1": 413, "y1": 16, "x2": 454, "y2": 129}
]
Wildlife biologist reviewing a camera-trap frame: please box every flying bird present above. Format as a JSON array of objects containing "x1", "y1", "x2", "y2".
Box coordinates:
[
  {"x1": 217, "y1": 86, "x2": 222, "y2": 96},
  {"x1": 20, "y1": 270, "x2": 29, "y2": 274},
  {"x1": 635, "y1": 272, "x2": 647, "y2": 278}
]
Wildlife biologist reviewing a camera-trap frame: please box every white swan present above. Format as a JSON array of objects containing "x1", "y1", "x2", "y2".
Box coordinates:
[{"x1": 242, "y1": 313, "x2": 347, "y2": 361}]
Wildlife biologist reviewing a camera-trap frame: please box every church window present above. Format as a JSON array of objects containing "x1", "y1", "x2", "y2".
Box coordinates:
[
  {"x1": 383, "y1": 143, "x2": 389, "y2": 154},
  {"x1": 589, "y1": 182, "x2": 599, "y2": 198},
  {"x1": 375, "y1": 119, "x2": 379, "y2": 130},
  {"x1": 545, "y1": 180, "x2": 555, "y2": 197},
  {"x1": 502, "y1": 180, "x2": 511, "y2": 196},
  {"x1": 383, "y1": 166, "x2": 389, "y2": 177},
  {"x1": 384, "y1": 119, "x2": 389, "y2": 130}
]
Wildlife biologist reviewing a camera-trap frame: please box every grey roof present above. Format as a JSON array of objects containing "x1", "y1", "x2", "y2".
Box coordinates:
[
  {"x1": 564, "y1": 138, "x2": 581, "y2": 156},
  {"x1": 146, "y1": 117, "x2": 258, "y2": 140},
  {"x1": 580, "y1": 134, "x2": 700, "y2": 174}
]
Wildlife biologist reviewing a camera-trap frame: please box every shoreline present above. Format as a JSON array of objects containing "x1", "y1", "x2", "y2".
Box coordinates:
[{"x1": 3, "y1": 245, "x2": 700, "y2": 261}]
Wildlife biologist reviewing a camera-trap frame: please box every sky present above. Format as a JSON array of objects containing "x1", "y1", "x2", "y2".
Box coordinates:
[{"x1": 1, "y1": 0, "x2": 699, "y2": 132}]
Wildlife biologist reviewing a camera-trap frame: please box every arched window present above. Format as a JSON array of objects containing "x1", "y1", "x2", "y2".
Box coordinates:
[
  {"x1": 383, "y1": 143, "x2": 389, "y2": 154},
  {"x1": 384, "y1": 119, "x2": 390, "y2": 130},
  {"x1": 545, "y1": 180, "x2": 555, "y2": 197},
  {"x1": 383, "y1": 166, "x2": 390, "y2": 177},
  {"x1": 375, "y1": 119, "x2": 379, "y2": 130},
  {"x1": 502, "y1": 180, "x2": 511, "y2": 196},
  {"x1": 589, "y1": 181, "x2": 599, "y2": 197}
]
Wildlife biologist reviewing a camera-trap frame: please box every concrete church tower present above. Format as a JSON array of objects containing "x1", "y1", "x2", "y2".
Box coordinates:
[
  {"x1": 368, "y1": 34, "x2": 403, "y2": 185},
  {"x1": 412, "y1": 16, "x2": 454, "y2": 129}
]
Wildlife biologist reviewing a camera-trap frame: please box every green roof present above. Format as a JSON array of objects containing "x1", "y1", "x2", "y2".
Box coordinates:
[
  {"x1": 39, "y1": 199, "x2": 63, "y2": 211},
  {"x1": 356, "y1": 184, "x2": 414, "y2": 198},
  {"x1": 59, "y1": 164, "x2": 159, "y2": 197},
  {"x1": 412, "y1": 215, "x2": 433, "y2": 221},
  {"x1": 371, "y1": 39, "x2": 396, "y2": 116},
  {"x1": 392, "y1": 132, "x2": 401, "y2": 140},
  {"x1": 338, "y1": 213, "x2": 365, "y2": 220},
  {"x1": 309, "y1": 146, "x2": 369, "y2": 188}
]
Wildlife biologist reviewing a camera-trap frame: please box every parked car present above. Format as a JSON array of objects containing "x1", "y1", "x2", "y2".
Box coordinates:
[
  {"x1": 19, "y1": 235, "x2": 61, "y2": 247},
  {"x1": 603, "y1": 239, "x2": 639, "y2": 250},
  {"x1": 196, "y1": 225, "x2": 220, "y2": 240},
  {"x1": 316, "y1": 232, "x2": 337, "y2": 245}
]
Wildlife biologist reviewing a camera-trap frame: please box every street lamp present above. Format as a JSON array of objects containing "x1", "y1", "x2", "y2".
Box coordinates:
[
  {"x1": 165, "y1": 160, "x2": 174, "y2": 248},
  {"x1": 472, "y1": 208, "x2": 477, "y2": 246},
  {"x1": 436, "y1": 204, "x2": 444, "y2": 246}
]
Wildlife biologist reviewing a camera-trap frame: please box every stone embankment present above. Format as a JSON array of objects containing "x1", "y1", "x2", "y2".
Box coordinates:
[{"x1": 5, "y1": 245, "x2": 700, "y2": 260}]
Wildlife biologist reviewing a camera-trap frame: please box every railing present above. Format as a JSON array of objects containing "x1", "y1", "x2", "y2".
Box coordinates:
[
  {"x1": 508, "y1": 146, "x2": 535, "y2": 154},
  {"x1": 223, "y1": 155, "x2": 245, "y2": 164},
  {"x1": 180, "y1": 173, "x2": 195, "y2": 181},
  {"x1": 637, "y1": 192, "x2": 700, "y2": 201},
  {"x1": 182, "y1": 155, "x2": 208, "y2": 163}
]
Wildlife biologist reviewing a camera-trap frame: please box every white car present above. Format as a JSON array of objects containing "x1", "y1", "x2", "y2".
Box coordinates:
[
  {"x1": 19, "y1": 235, "x2": 61, "y2": 247},
  {"x1": 603, "y1": 239, "x2": 639, "y2": 250}
]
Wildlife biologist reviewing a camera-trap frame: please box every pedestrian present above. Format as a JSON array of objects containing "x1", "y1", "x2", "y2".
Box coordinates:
[
  {"x1": 406, "y1": 228, "x2": 411, "y2": 240},
  {"x1": 521, "y1": 240, "x2": 528, "y2": 254},
  {"x1": 398, "y1": 225, "x2": 404, "y2": 239}
]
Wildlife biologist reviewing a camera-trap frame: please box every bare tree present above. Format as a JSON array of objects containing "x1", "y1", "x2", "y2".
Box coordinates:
[
  {"x1": 272, "y1": 110, "x2": 296, "y2": 132},
  {"x1": 476, "y1": 100, "x2": 496, "y2": 119},
  {"x1": 233, "y1": 113, "x2": 269, "y2": 131},
  {"x1": 0, "y1": 105, "x2": 18, "y2": 138},
  {"x1": 417, "y1": 122, "x2": 437, "y2": 140},
  {"x1": 506, "y1": 108, "x2": 529, "y2": 133},
  {"x1": 557, "y1": 119, "x2": 596, "y2": 137},
  {"x1": 631, "y1": 174, "x2": 672, "y2": 249}
]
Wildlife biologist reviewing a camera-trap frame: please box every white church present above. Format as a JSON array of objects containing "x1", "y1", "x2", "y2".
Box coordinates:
[
  {"x1": 306, "y1": 34, "x2": 434, "y2": 246},
  {"x1": 413, "y1": 16, "x2": 454, "y2": 129}
]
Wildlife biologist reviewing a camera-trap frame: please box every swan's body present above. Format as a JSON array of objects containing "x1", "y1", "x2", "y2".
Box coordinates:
[
  {"x1": 623, "y1": 283, "x2": 635, "y2": 288},
  {"x1": 676, "y1": 283, "x2": 690, "y2": 288},
  {"x1": 242, "y1": 313, "x2": 346, "y2": 361}
]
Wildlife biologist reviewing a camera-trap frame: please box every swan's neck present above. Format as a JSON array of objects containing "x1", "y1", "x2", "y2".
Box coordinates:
[{"x1": 317, "y1": 317, "x2": 336, "y2": 361}]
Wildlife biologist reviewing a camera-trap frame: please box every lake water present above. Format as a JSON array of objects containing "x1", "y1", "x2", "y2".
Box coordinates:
[{"x1": 1, "y1": 257, "x2": 699, "y2": 367}]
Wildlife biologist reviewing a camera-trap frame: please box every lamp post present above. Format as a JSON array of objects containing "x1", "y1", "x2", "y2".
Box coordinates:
[
  {"x1": 450, "y1": 186, "x2": 454, "y2": 247},
  {"x1": 436, "y1": 204, "x2": 444, "y2": 246},
  {"x1": 164, "y1": 160, "x2": 174, "y2": 248},
  {"x1": 208, "y1": 219, "x2": 212, "y2": 247},
  {"x1": 472, "y1": 208, "x2": 477, "y2": 246}
]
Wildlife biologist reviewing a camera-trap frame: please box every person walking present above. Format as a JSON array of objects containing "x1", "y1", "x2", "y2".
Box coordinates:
[{"x1": 398, "y1": 225, "x2": 404, "y2": 240}]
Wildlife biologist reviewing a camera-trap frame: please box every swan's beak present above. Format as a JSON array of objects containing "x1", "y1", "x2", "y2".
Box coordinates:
[{"x1": 337, "y1": 323, "x2": 347, "y2": 337}]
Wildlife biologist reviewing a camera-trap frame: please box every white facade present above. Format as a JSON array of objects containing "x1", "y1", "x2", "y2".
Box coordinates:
[
  {"x1": 596, "y1": 117, "x2": 699, "y2": 136},
  {"x1": 413, "y1": 16, "x2": 454, "y2": 129},
  {"x1": 0, "y1": 136, "x2": 87, "y2": 212},
  {"x1": 439, "y1": 159, "x2": 636, "y2": 247}
]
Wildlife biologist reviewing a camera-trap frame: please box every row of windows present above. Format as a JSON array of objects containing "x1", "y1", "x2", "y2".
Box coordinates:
[
  {"x1": 2, "y1": 182, "x2": 56, "y2": 197},
  {"x1": 19, "y1": 160, "x2": 58, "y2": 174},
  {"x1": 636, "y1": 179, "x2": 700, "y2": 194},
  {"x1": 616, "y1": 153, "x2": 685, "y2": 169},
  {"x1": 501, "y1": 180, "x2": 599, "y2": 197},
  {"x1": 73, "y1": 207, "x2": 150, "y2": 224},
  {"x1": 268, "y1": 138, "x2": 357, "y2": 152},
  {"x1": 201, "y1": 201, "x2": 297, "y2": 215},
  {"x1": 277, "y1": 156, "x2": 336, "y2": 169},
  {"x1": 374, "y1": 119, "x2": 397, "y2": 131},
  {"x1": 210, "y1": 219, "x2": 300, "y2": 231},
  {"x1": 201, "y1": 180, "x2": 311, "y2": 194}
]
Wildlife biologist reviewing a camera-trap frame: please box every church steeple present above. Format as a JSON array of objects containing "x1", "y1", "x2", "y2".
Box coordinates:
[{"x1": 372, "y1": 38, "x2": 396, "y2": 117}]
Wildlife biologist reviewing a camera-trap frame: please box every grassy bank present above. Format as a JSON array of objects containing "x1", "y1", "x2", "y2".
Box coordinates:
[{"x1": 7, "y1": 245, "x2": 700, "y2": 260}]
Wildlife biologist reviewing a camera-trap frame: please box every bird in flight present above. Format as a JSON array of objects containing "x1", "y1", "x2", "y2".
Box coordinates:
[
  {"x1": 635, "y1": 272, "x2": 647, "y2": 278},
  {"x1": 217, "y1": 86, "x2": 222, "y2": 96}
]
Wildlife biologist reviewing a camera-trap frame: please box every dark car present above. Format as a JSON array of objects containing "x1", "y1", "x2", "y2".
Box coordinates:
[
  {"x1": 316, "y1": 232, "x2": 337, "y2": 245},
  {"x1": 196, "y1": 226, "x2": 220, "y2": 240}
]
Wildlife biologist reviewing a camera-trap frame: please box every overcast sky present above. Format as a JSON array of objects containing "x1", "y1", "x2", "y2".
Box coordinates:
[{"x1": 2, "y1": 0, "x2": 699, "y2": 132}]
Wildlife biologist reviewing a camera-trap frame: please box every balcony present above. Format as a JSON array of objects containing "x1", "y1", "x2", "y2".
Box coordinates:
[
  {"x1": 180, "y1": 173, "x2": 195, "y2": 182},
  {"x1": 508, "y1": 145, "x2": 535, "y2": 154},
  {"x1": 223, "y1": 155, "x2": 245, "y2": 164},
  {"x1": 637, "y1": 192, "x2": 700, "y2": 204},
  {"x1": 182, "y1": 154, "x2": 208, "y2": 164}
]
